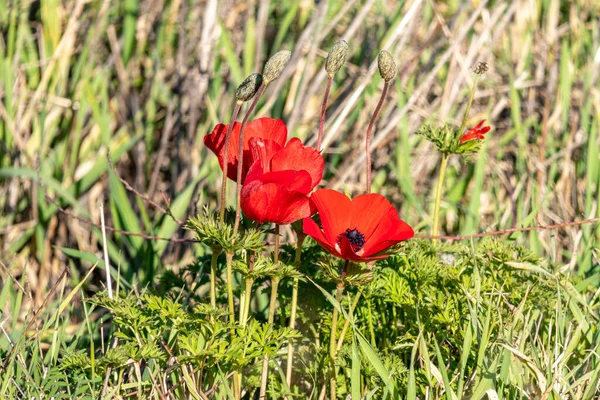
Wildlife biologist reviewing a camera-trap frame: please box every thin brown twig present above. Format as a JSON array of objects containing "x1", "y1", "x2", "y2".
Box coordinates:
[
  {"x1": 106, "y1": 149, "x2": 183, "y2": 224},
  {"x1": 420, "y1": 217, "x2": 600, "y2": 240},
  {"x1": 36, "y1": 157, "x2": 197, "y2": 243},
  {"x1": 1, "y1": 268, "x2": 68, "y2": 371}
]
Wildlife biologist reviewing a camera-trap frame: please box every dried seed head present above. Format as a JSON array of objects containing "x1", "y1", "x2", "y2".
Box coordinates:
[
  {"x1": 473, "y1": 61, "x2": 489, "y2": 75},
  {"x1": 325, "y1": 40, "x2": 349, "y2": 77},
  {"x1": 235, "y1": 73, "x2": 263, "y2": 102},
  {"x1": 377, "y1": 51, "x2": 396, "y2": 82},
  {"x1": 263, "y1": 50, "x2": 291, "y2": 83}
]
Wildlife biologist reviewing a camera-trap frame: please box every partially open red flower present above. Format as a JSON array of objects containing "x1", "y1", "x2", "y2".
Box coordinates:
[
  {"x1": 459, "y1": 120, "x2": 491, "y2": 143},
  {"x1": 303, "y1": 189, "x2": 414, "y2": 262},
  {"x1": 241, "y1": 137, "x2": 324, "y2": 225},
  {"x1": 204, "y1": 117, "x2": 287, "y2": 183}
]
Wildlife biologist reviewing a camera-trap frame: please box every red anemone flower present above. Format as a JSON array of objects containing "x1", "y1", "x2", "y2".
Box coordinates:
[
  {"x1": 459, "y1": 120, "x2": 491, "y2": 143},
  {"x1": 241, "y1": 137, "x2": 324, "y2": 225},
  {"x1": 204, "y1": 117, "x2": 287, "y2": 183},
  {"x1": 303, "y1": 189, "x2": 414, "y2": 262}
]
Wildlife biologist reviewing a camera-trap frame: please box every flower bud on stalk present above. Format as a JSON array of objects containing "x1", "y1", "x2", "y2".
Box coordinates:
[
  {"x1": 473, "y1": 61, "x2": 489, "y2": 75},
  {"x1": 325, "y1": 40, "x2": 349, "y2": 77},
  {"x1": 317, "y1": 40, "x2": 349, "y2": 150},
  {"x1": 377, "y1": 50, "x2": 397, "y2": 82},
  {"x1": 365, "y1": 50, "x2": 396, "y2": 193},
  {"x1": 235, "y1": 73, "x2": 263, "y2": 103},
  {"x1": 233, "y1": 51, "x2": 291, "y2": 234},
  {"x1": 263, "y1": 50, "x2": 291, "y2": 84},
  {"x1": 218, "y1": 73, "x2": 264, "y2": 223}
]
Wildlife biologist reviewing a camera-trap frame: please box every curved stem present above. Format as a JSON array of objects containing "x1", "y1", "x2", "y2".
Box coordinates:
[
  {"x1": 432, "y1": 153, "x2": 449, "y2": 238},
  {"x1": 219, "y1": 103, "x2": 242, "y2": 223},
  {"x1": 365, "y1": 81, "x2": 390, "y2": 193},
  {"x1": 285, "y1": 233, "x2": 306, "y2": 387},
  {"x1": 234, "y1": 84, "x2": 267, "y2": 233},
  {"x1": 317, "y1": 76, "x2": 333, "y2": 151}
]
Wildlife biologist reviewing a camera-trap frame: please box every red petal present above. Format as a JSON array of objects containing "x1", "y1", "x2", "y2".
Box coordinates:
[
  {"x1": 204, "y1": 122, "x2": 242, "y2": 181},
  {"x1": 259, "y1": 170, "x2": 312, "y2": 193},
  {"x1": 241, "y1": 179, "x2": 313, "y2": 225},
  {"x1": 245, "y1": 118, "x2": 288, "y2": 148},
  {"x1": 362, "y1": 217, "x2": 414, "y2": 256},
  {"x1": 270, "y1": 138, "x2": 324, "y2": 189},
  {"x1": 309, "y1": 189, "x2": 352, "y2": 244},
  {"x1": 248, "y1": 137, "x2": 283, "y2": 173},
  {"x1": 204, "y1": 118, "x2": 287, "y2": 183},
  {"x1": 303, "y1": 218, "x2": 339, "y2": 256},
  {"x1": 350, "y1": 194, "x2": 396, "y2": 240}
]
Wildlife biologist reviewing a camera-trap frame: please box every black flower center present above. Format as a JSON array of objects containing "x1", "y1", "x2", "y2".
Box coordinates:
[{"x1": 337, "y1": 228, "x2": 366, "y2": 252}]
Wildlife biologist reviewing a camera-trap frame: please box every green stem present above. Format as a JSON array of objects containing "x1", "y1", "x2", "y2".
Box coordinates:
[
  {"x1": 239, "y1": 252, "x2": 255, "y2": 325},
  {"x1": 457, "y1": 75, "x2": 480, "y2": 137},
  {"x1": 329, "y1": 261, "x2": 349, "y2": 400},
  {"x1": 286, "y1": 233, "x2": 305, "y2": 387},
  {"x1": 432, "y1": 153, "x2": 449, "y2": 238},
  {"x1": 336, "y1": 288, "x2": 363, "y2": 351},
  {"x1": 329, "y1": 284, "x2": 344, "y2": 400},
  {"x1": 259, "y1": 225, "x2": 281, "y2": 399},
  {"x1": 367, "y1": 297, "x2": 376, "y2": 347},
  {"x1": 225, "y1": 252, "x2": 236, "y2": 332},
  {"x1": 226, "y1": 250, "x2": 240, "y2": 400},
  {"x1": 209, "y1": 249, "x2": 219, "y2": 310},
  {"x1": 259, "y1": 277, "x2": 280, "y2": 399}
]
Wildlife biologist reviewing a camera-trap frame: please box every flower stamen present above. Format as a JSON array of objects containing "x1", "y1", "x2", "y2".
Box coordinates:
[{"x1": 337, "y1": 228, "x2": 366, "y2": 252}]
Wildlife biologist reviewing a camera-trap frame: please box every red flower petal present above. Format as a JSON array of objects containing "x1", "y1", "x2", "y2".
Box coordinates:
[
  {"x1": 303, "y1": 218, "x2": 339, "y2": 256},
  {"x1": 459, "y1": 119, "x2": 491, "y2": 144},
  {"x1": 270, "y1": 138, "x2": 324, "y2": 189},
  {"x1": 309, "y1": 189, "x2": 352, "y2": 244},
  {"x1": 241, "y1": 171, "x2": 313, "y2": 224},
  {"x1": 361, "y1": 217, "x2": 414, "y2": 256},
  {"x1": 204, "y1": 118, "x2": 287, "y2": 183},
  {"x1": 350, "y1": 194, "x2": 396, "y2": 241},
  {"x1": 248, "y1": 137, "x2": 283, "y2": 174}
]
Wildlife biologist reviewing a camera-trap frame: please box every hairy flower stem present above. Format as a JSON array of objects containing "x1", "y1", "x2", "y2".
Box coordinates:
[
  {"x1": 365, "y1": 81, "x2": 391, "y2": 193},
  {"x1": 432, "y1": 153, "x2": 449, "y2": 238},
  {"x1": 225, "y1": 252, "x2": 236, "y2": 332},
  {"x1": 225, "y1": 250, "x2": 240, "y2": 400},
  {"x1": 285, "y1": 232, "x2": 306, "y2": 386},
  {"x1": 233, "y1": 84, "x2": 268, "y2": 233},
  {"x1": 209, "y1": 249, "x2": 220, "y2": 310},
  {"x1": 259, "y1": 226, "x2": 280, "y2": 399},
  {"x1": 240, "y1": 252, "x2": 255, "y2": 325},
  {"x1": 329, "y1": 261, "x2": 349, "y2": 400},
  {"x1": 317, "y1": 76, "x2": 333, "y2": 151},
  {"x1": 219, "y1": 103, "x2": 242, "y2": 223},
  {"x1": 457, "y1": 76, "x2": 480, "y2": 137}
]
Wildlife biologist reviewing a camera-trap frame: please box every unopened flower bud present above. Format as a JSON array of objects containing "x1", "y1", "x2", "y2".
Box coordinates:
[
  {"x1": 377, "y1": 51, "x2": 396, "y2": 82},
  {"x1": 263, "y1": 50, "x2": 291, "y2": 83},
  {"x1": 235, "y1": 73, "x2": 263, "y2": 102},
  {"x1": 473, "y1": 62, "x2": 489, "y2": 75},
  {"x1": 325, "y1": 40, "x2": 349, "y2": 77}
]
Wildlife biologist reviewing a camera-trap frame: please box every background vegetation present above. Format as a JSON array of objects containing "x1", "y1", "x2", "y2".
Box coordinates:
[{"x1": 1, "y1": 0, "x2": 599, "y2": 398}]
